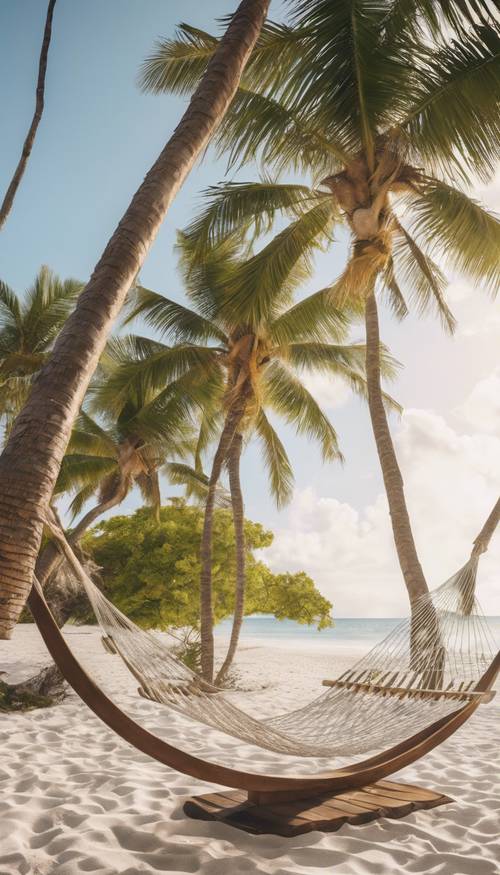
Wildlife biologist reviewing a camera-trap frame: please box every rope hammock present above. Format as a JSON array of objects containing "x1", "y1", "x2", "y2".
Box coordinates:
[{"x1": 35, "y1": 506, "x2": 499, "y2": 762}]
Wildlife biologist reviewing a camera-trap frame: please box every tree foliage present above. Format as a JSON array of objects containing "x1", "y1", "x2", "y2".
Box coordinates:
[{"x1": 80, "y1": 500, "x2": 332, "y2": 632}]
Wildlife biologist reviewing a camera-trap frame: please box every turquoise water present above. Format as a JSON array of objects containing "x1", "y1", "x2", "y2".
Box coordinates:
[{"x1": 214, "y1": 614, "x2": 500, "y2": 650}]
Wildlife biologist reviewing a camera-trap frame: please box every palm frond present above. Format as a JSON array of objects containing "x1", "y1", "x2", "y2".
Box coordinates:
[
  {"x1": 387, "y1": 0, "x2": 500, "y2": 44},
  {"x1": 278, "y1": 341, "x2": 402, "y2": 411},
  {"x1": 254, "y1": 409, "x2": 294, "y2": 508},
  {"x1": 165, "y1": 461, "x2": 231, "y2": 507},
  {"x1": 183, "y1": 181, "x2": 321, "y2": 260},
  {"x1": 381, "y1": 257, "x2": 409, "y2": 321},
  {"x1": 269, "y1": 286, "x2": 355, "y2": 345},
  {"x1": 409, "y1": 179, "x2": 500, "y2": 294},
  {"x1": 391, "y1": 219, "x2": 456, "y2": 331},
  {"x1": 124, "y1": 285, "x2": 227, "y2": 344},
  {"x1": 139, "y1": 19, "x2": 311, "y2": 96},
  {"x1": 66, "y1": 483, "x2": 102, "y2": 521},
  {"x1": 55, "y1": 453, "x2": 117, "y2": 499},
  {"x1": 263, "y1": 361, "x2": 342, "y2": 462},
  {"x1": 92, "y1": 344, "x2": 220, "y2": 417},
  {"x1": 100, "y1": 334, "x2": 168, "y2": 372},
  {"x1": 219, "y1": 200, "x2": 338, "y2": 327},
  {"x1": 67, "y1": 412, "x2": 118, "y2": 458},
  {"x1": 22, "y1": 266, "x2": 82, "y2": 352},
  {"x1": 399, "y1": 23, "x2": 500, "y2": 181},
  {"x1": 214, "y1": 88, "x2": 349, "y2": 174},
  {"x1": 139, "y1": 23, "x2": 219, "y2": 95},
  {"x1": 0, "y1": 280, "x2": 22, "y2": 333},
  {"x1": 287, "y1": 0, "x2": 413, "y2": 162}
]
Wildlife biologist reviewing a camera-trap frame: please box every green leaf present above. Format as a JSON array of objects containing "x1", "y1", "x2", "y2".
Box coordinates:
[
  {"x1": 410, "y1": 179, "x2": 500, "y2": 294},
  {"x1": 219, "y1": 200, "x2": 338, "y2": 327},
  {"x1": 269, "y1": 286, "x2": 353, "y2": 345},
  {"x1": 399, "y1": 23, "x2": 500, "y2": 181},
  {"x1": 263, "y1": 360, "x2": 342, "y2": 462},
  {"x1": 391, "y1": 219, "x2": 456, "y2": 332},
  {"x1": 183, "y1": 181, "x2": 322, "y2": 260},
  {"x1": 125, "y1": 286, "x2": 227, "y2": 344},
  {"x1": 254, "y1": 409, "x2": 294, "y2": 508}
]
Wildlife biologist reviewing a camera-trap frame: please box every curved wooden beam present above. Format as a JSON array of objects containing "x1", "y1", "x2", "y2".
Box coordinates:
[{"x1": 28, "y1": 585, "x2": 500, "y2": 795}]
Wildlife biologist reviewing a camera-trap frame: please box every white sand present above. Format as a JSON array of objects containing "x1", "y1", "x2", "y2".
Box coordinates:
[{"x1": 1, "y1": 623, "x2": 499, "y2": 875}]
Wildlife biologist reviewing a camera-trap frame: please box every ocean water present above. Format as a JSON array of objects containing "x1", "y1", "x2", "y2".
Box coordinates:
[{"x1": 214, "y1": 614, "x2": 500, "y2": 651}]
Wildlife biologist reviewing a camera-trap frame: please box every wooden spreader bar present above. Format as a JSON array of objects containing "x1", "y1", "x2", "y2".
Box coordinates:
[{"x1": 322, "y1": 677, "x2": 496, "y2": 703}]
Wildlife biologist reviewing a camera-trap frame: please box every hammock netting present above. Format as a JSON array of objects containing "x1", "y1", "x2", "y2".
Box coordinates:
[{"x1": 37, "y1": 547, "x2": 497, "y2": 760}]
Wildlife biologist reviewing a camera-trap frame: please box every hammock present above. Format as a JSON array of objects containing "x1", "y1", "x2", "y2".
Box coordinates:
[{"x1": 33, "y1": 518, "x2": 498, "y2": 761}]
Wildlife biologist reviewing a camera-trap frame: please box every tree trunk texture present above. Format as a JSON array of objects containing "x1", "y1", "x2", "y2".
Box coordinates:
[
  {"x1": 364, "y1": 293, "x2": 445, "y2": 681},
  {"x1": 216, "y1": 432, "x2": 245, "y2": 684},
  {"x1": 200, "y1": 397, "x2": 249, "y2": 681},
  {"x1": 364, "y1": 291, "x2": 429, "y2": 606},
  {"x1": 0, "y1": 0, "x2": 57, "y2": 231},
  {"x1": 0, "y1": 0, "x2": 270, "y2": 638},
  {"x1": 472, "y1": 497, "x2": 500, "y2": 557}
]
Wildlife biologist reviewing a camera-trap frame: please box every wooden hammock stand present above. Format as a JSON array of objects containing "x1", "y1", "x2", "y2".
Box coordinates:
[{"x1": 27, "y1": 584, "x2": 499, "y2": 837}]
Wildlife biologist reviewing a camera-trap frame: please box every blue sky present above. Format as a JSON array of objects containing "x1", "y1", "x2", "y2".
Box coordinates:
[{"x1": 1, "y1": 1, "x2": 499, "y2": 613}]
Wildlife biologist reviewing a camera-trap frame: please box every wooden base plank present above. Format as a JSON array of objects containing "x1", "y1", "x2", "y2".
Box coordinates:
[{"x1": 184, "y1": 780, "x2": 453, "y2": 837}]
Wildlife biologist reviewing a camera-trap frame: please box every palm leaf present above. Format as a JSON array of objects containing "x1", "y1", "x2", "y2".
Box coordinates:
[
  {"x1": 391, "y1": 219, "x2": 456, "y2": 331},
  {"x1": 263, "y1": 360, "x2": 342, "y2": 462},
  {"x1": 254, "y1": 409, "x2": 294, "y2": 508},
  {"x1": 214, "y1": 88, "x2": 349, "y2": 174},
  {"x1": 219, "y1": 200, "x2": 338, "y2": 327},
  {"x1": 410, "y1": 179, "x2": 500, "y2": 294},
  {"x1": 381, "y1": 257, "x2": 409, "y2": 321},
  {"x1": 0, "y1": 280, "x2": 22, "y2": 332},
  {"x1": 183, "y1": 181, "x2": 322, "y2": 259},
  {"x1": 399, "y1": 23, "x2": 500, "y2": 181},
  {"x1": 139, "y1": 20, "x2": 306, "y2": 94},
  {"x1": 278, "y1": 341, "x2": 402, "y2": 412},
  {"x1": 269, "y1": 286, "x2": 354, "y2": 345},
  {"x1": 125, "y1": 285, "x2": 227, "y2": 344},
  {"x1": 55, "y1": 453, "x2": 117, "y2": 499}
]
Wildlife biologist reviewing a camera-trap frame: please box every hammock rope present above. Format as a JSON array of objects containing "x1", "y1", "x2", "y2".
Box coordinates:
[{"x1": 36, "y1": 522, "x2": 498, "y2": 760}]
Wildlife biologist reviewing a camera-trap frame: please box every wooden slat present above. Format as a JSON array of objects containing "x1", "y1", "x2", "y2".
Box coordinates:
[
  {"x1": 184, "y1": 780, "x2": 453, "y2": 836},
  {"x1": 321, "y1": 676, "x2": 491, "y2": 702}
]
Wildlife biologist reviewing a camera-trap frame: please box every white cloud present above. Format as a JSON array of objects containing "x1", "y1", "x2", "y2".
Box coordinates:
[
  {"x1": 301, "y1": 372, "x2": 351, "y2": 410},
  {"x1": 456, "y1": 369, "x2": 500, "y2": 434},
  {"x1": 263, "y1": 385, "x2": 500, "y2": 617}
]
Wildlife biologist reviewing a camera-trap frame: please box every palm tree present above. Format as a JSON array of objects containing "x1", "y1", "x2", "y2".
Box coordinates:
[
  {"x1": 0, "y1": 0, "x2": 270, "y2": 639},
  {"x1": 120, "y1": 232, "x2": 398, "y2": 681},
  {"x1": 0, "y1": 0, "x2": 57, "y2": 230},
  {"x1": 0, "y1": 266, "x2": 82, "y2": 433},
  {"x1": 35, "y1": 335, "x2": 200, "y2": 592},
  {"x1": 140, "y1": 2, "x2": 500, "y2": 625}
]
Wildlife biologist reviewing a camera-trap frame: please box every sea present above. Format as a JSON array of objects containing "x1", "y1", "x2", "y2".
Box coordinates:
[{"x1": 214, "y1": 614, "x2": 500, "y2": 651}]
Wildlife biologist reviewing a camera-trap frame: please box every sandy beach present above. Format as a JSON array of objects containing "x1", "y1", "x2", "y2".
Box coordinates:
[{"x1": 1, "y1": 623, "x2": 499, "y2": 875}]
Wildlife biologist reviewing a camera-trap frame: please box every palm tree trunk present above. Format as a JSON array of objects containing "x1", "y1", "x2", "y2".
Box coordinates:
[
  {"x1": 0, "y1": 0, "x2": 57, "y2": 231},
  {"x1": 471, "y1": 497, "x2": 500, "y2": 558},
  {"x1": 364, "y1": 292, "x2": 445, "y2": 682},
  {"x1": 200, "y1": 399, "x2": 248, "y2": 681},
  {"x1": 0, "y1": 0, "x2": 270, "y2": 639},
  {"x1": 216, "y1": 432, "x2": 245, "y2": 684},
  {"x1": 364, "y1": 291, "x2": 429, "y2": 605}
]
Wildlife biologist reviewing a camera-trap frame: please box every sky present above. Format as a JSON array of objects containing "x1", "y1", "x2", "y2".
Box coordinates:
[{"x1": 0, "y1": 1, "x2": 499, "y2": 616}]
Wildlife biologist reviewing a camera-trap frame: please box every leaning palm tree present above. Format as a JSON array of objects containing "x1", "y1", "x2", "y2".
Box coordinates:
[
  {"x1": 0, "y1": 266, "x2": 82, "y2": 434},
  {"x1": 0, "y1": 0, "x2": 270, "y2": 639},
  {"x1": 141, "y1": 1, "x2": 500, "y2": 624},
  {"x1": 119, "y1": 232, "x2": 398, "y2": 682}
]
